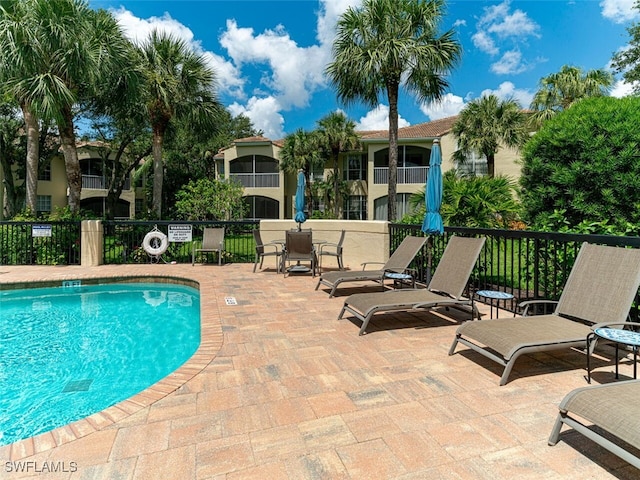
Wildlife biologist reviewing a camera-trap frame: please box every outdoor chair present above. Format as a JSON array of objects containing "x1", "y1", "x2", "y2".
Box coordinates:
[
  {"x1": 252, "y1": 229, "x2": 283, "y2": 273},
  {"x1": 192, "y1": 227, "x2": 225, "y2": 266},
  {"x1": 548, "y1": 379, "x2": 640, "y2": 469},
  {"x1": 449, "y1": 242, "x2": 640, "y2": 385},
  {"x1": 315, "y1": 235, "x2": 427, "y2": 297},
  {"x1": 317, "y1": 230, "x2": 346, "y2": 272},
  {"x1": 282, "y1": 230, "x2": 317, "y2": 276},
  {"x1": 339, "y1": 236, "x2": 486, "y2": 335}
]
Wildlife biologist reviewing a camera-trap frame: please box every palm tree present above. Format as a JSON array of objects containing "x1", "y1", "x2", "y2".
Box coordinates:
[
  {"x1": 452, "y1": 94, "x2": 527, "y2": 178},
  {"x1": 280, "y1": 129, "x2": 323, "y2": 216},
  {"x1": 137, "y1": 30, "x2": 222, "y2": 218},
  {"x1": 0, "y1": 0, "x2": 46, "y2": 213},
  {"x1": 529, "y1": 65, "x2": 614, "y2": 127},
  {"x1": 0, "y1": 0, "x2": 133, "y2": 214},
  {"x1": 326, "y1": 0, "x2": 461, "y2": 221},
  {"x1": 316, "y1": 112, "x2": 361, "y2": 218}
]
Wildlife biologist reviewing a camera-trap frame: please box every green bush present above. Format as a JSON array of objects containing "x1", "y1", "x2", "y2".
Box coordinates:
[{"x1": 521, "y1": 96, "x2": 640, "y2": 234}]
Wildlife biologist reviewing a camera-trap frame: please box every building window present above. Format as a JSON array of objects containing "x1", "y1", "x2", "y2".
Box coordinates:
[
  {"x1": 36, "y1": 195, "x2": 51, "y2": 214},
  {"x1": 243, "y1": 195, "x2": 279, "y2": 219},
  {"x1": 344, "y1": 154, "x2": 367, "y2": 181},
  {"x1": 343, "y1": 195, "x2": 367, "y2": 220},
  {"x1": 38, "y1": 161, "x2": 51, "y2": 181},
  {"x1": 373, "y1": 194, "x2": 412, "y2": 221},
  {"x1": 456, "y1": 151, "x2": 488, "y2": 176}
]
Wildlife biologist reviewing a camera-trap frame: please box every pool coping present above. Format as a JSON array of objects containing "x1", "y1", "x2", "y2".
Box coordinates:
[{"x1": 1, "y1": 274, "x2": 222, "y2": 461}]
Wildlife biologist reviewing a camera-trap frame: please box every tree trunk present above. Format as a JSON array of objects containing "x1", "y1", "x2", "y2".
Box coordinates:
[
  {"x1": 487, "y1": 153, "x2": 496, "y2": 178},
  {"x1": 0, "y1": 139, "x2": 17, "y2": 218},
  {"x1": 21, "y1": 102, "x2": 39, "y2": 214},
  {"x1": 387, "y1": 81, "x2": 400, "y2": 222},
  {"x1": 59, "y1": 107, "x2": 81, "y2": 214},
  {"x1": 152, "y1": 126, "x2": 165, "y2": 218}
]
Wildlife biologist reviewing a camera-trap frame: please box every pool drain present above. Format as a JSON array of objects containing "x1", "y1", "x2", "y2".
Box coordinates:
[{"x1": 62, "y1": 379, "x2": 93, "y2": 392}]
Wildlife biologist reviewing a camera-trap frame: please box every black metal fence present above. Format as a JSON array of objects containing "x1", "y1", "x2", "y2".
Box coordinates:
[
  {"x1": 102, "y1": 220, "x2": 259, "y2": 264},
  {"x1": 0, "y1": 221, "x2": 81, "y2": 265},
  {"x1": 390, "y1": 224, "x2": 640, "y2": 317}
]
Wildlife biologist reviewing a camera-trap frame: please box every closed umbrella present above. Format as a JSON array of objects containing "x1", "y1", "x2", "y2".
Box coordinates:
[
  {"x1": 422, "y1": 138, "x2": 443, "y2": 235},
  {"x1": 294, "y1": 170, "x2": 306, "y2": 231},
  {"x1": 421, "y1": 138, "x2": 444, "y2": 283}
]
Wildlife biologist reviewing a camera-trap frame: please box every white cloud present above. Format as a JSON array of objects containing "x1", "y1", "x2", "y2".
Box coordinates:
[
  {"x1": 600, "y1": 0, "x2": 640, "y2": 23},
  {"x1": 420, "y1": 93, "x2": 466, "y2": 119},
  {"x1": 219, "y1": 19, "x2": 329, "y2": 111},
  {"x1": 473, "y1": 0, "x2": 541, "y2": 75},
  {"x1": 610, "y1": 79, "x2": 638, "y2": 97},
  {"x1": 480, "y1": 81, "x2": 534, "y2": 108},
  {"x1": 228, "y1": 97, "x2": 285, "y2": 139},
  {"x1": 356, "y1": 105, "x2": 410, "y2": 131},
  {"x1": 491, "y1": 50, "x2": 530, "y2": 75},
  {"x1": 453, "y1": 19, "x2": 467, "y2": 28},
  {"x1": 110, "y1": 7, "x2": 244, "y2": 97},
  {"x1": 472, "y1": 31, "x2": 499, "y2": 56}
]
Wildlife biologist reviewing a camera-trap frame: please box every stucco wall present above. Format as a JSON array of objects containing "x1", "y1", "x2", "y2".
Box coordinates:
[{"x1": 259, "y1": 219, "x2": 390, "y2": 270}]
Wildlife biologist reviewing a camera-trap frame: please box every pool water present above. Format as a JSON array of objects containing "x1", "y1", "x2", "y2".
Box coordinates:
[{"x1": 0, "y1": 282, "x2": 201, "y2": 446}]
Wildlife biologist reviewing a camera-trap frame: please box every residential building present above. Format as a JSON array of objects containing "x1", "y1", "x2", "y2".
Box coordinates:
[
  {"x1": 0, "y1": 142, "x2": 140, "y2": 220},
  {"x1": 0, "y1": 116, "x2": 522, "y2": 221},
  {"x1": 218, "y1": 116, "x2": 522, "y2": 221}
]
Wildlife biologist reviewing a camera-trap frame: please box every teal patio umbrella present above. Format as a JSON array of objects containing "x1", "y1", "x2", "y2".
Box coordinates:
[
  {"x1": 421, "y1": 138, "x2": 443, "y2": 283},
  {"x1": 422, "y1": 138, "x2": 443, "y2": 235},
  {"x1": 294, "y1": 170, "x2": 306, "y2": 231}
]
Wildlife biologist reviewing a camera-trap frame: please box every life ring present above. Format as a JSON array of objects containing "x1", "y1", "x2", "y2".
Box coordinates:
[{"x1": 143, "y1": 230, "x2": 169, "y2": 256}]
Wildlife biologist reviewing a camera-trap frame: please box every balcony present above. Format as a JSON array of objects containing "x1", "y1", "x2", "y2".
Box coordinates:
[
  {"x1": 82, "y1": 175, "x2": 130, "y2": 190},
  {"x1": 229, "y1": 173, "x2": 279, "y2": 188},
  {"x1": 373, "y1": 166, "x2": 428, "y2": 184}
]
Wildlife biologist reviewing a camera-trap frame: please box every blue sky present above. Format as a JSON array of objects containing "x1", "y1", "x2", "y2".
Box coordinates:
[{"x1": 89, "y1": 0, "x2": 639, "y2": 139}]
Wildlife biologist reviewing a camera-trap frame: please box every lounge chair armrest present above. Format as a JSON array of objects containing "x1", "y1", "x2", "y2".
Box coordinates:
[
  {"x1": 361, "y1": 261, "x2": 385, "y2": 270},
  {"x1": 518, "y1": 299, "x2": 559, "y2": 317}
]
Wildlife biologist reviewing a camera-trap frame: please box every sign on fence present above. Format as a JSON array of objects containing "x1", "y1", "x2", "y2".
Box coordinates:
[
  {"x1": 32, "y1": 224, "x2": 52, "y2": 237},
  {"x1": 168, "y1": 224, "x2": 192, "y2": 242}
]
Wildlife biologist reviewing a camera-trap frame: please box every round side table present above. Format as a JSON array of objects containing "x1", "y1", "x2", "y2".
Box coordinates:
[{"x1": 475, "y1": 290, "x2": 514, "y2": 319}]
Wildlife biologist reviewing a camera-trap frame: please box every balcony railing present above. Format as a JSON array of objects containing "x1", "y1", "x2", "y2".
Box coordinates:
[
  {"x1": 82, "y1": 175, "x2": 131, "y2": 190},
  {"x1": 373, "y1": 166, "x2": 428, "y2": 184},
  {"x1": 229, "y1": 173, "x2": 279, "y2": 188}
]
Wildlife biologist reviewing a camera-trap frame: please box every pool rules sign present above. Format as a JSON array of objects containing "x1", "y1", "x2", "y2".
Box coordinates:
[{"x1": 168, "y1": 224, "x2": 192, "y2": 242}]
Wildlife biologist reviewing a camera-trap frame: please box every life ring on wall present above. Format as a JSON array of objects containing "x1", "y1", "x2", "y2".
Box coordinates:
[{"x1": 143, "y1": 230, "x2": 169, "y2": 256}]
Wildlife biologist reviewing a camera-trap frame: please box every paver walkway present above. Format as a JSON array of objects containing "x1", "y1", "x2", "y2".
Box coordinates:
[{"x1": 0, "y1": 263, "x2": 638, "y2": 479}]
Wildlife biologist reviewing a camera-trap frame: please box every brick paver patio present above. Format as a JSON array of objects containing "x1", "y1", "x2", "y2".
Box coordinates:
[{"x1": 0, "y1": 263, "x2": 638, "y2": 479}]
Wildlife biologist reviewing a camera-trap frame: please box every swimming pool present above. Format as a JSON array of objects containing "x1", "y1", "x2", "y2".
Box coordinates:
[{"x1": 0, "y1": 282, "x2": 201, "y2": 446}]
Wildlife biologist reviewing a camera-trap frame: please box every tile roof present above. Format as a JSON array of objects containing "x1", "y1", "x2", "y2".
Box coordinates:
[{"x1": 358, "y1": 116, "x2": 459, "y2": 140}]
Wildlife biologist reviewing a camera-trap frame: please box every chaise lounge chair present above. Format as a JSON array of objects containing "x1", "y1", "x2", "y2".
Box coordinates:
[
  {"x1": 549, "y1": 379, "x2": 640, "y2": 469},
  {"x1": 338, "y1": 236, "x2": 486, "y2": 335},
  {"x1": 315, "y1": 235, "x2": 427, "y2": 297},
  {"x1": 449, "y1": 242, "x2": 640, "y2": 385}
]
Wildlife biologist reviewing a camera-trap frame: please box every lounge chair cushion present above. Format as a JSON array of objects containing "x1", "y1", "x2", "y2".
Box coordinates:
[
  {"x1": 558, "y1": 380, "x2": 640, "y2": 451},
  {"x1": 456, "y1": 315, "x2": 593, "y2": 360}
]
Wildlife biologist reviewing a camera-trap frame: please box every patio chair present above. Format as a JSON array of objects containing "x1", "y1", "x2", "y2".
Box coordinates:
[
  {"x1": 548, "y1": 379, "x2": 640, "y2": 469},
  {"x1": 192, "y1": 227, "x2": 225, "y2": 266},
  {"x1": 282, "y1": 230, "x2": 317, "y2": 276},
  {"x1": 449, "y1": 242, "x2": 640, "y2": 385},
  {"x1": 317, "y1": 230, "x2": 346, "y2": 272},
  {"x1": 339, "y1": 235, "x2": 486, "y2": 335},
  {"x1": 315, "y1": 235, "x2": 427, "y2": 297},
  {"x1": 252, "y1": 229, "x2": 283, "y2": 273}
]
